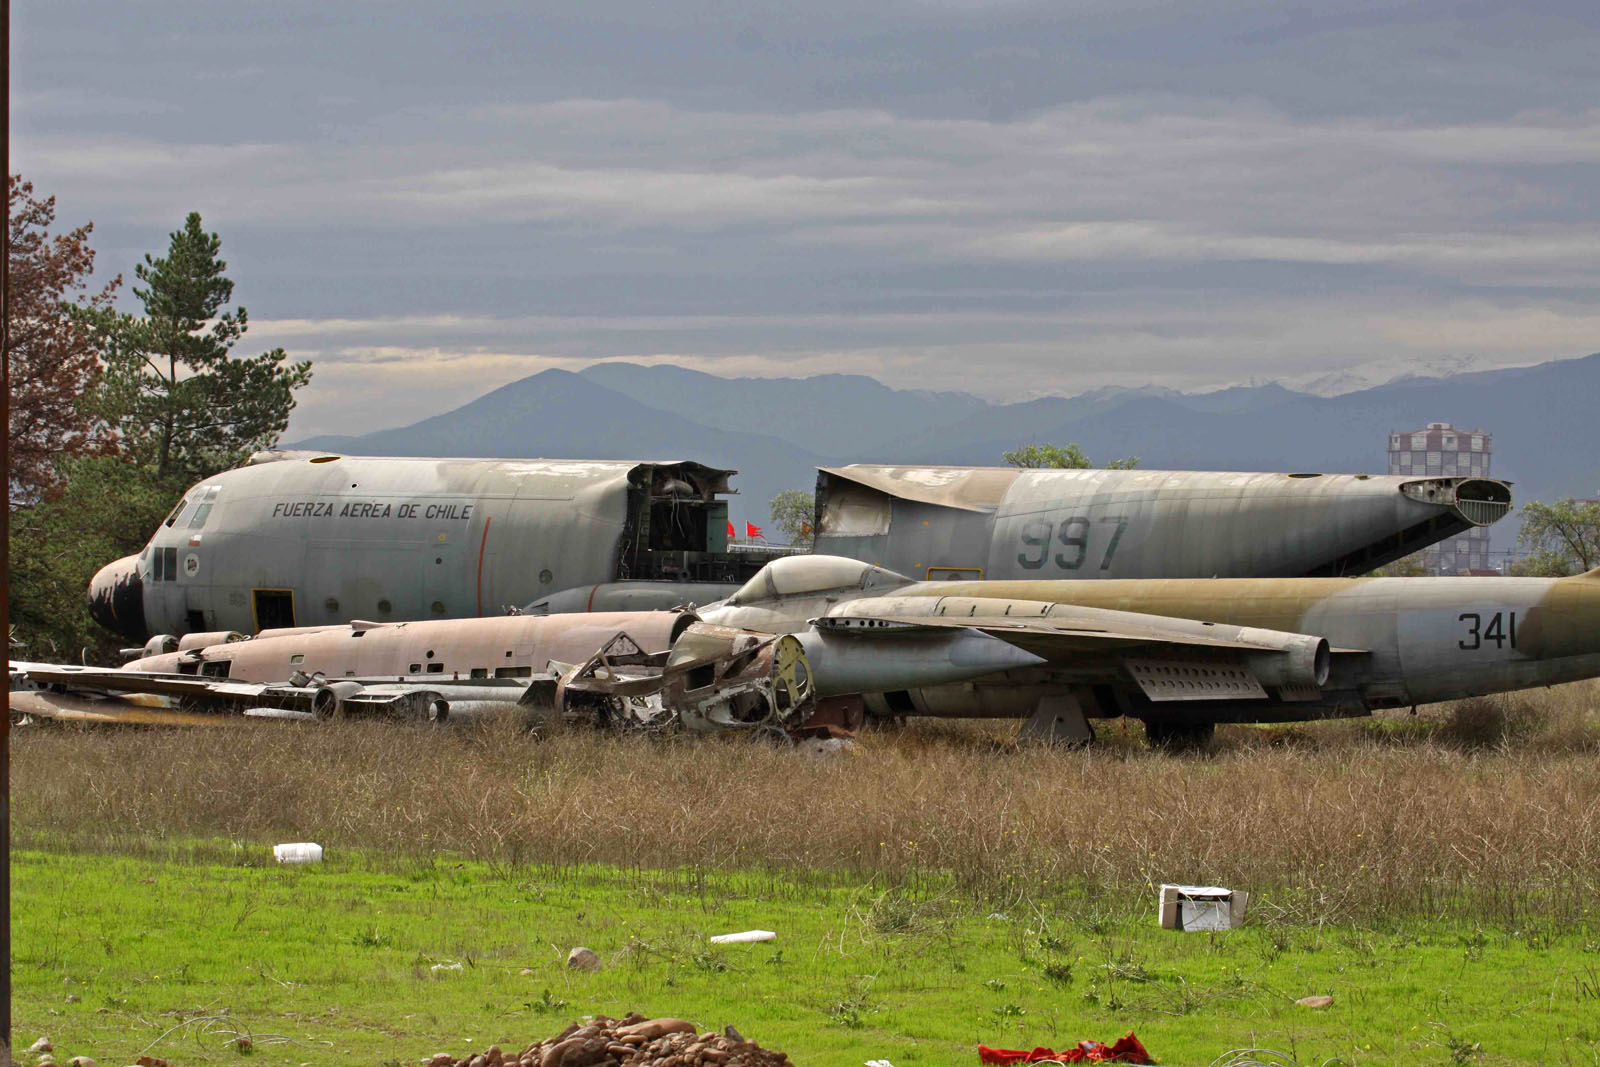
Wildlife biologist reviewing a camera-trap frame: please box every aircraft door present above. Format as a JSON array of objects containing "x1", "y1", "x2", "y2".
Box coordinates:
[
  {"x1": 253, "y1": 589, "x2": 296, "y2": 631},
  {"x1": 895, "y1": 501, "x2": 990, "y2": 582}
]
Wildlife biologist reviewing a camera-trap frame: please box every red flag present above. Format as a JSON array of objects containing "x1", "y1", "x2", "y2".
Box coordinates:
[
  {"x1": 746, "y1": 522, "x2": 764, "y2": 538},
  {"x1": 727, "y1": 520, "x2": 736, "y2": 538}
]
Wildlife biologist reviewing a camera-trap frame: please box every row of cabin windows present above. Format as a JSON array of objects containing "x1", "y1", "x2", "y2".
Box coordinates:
[
  {"x1": 401, "y1": 663, "x2": 533, "y2": 678},
  {"x1": 272, "y1": 656, "x2": 535, "y2": 679},
  {"x1": 275, "y1": 640, "x2": 536, "y2": 679},
  {"x1": 192, "y1": 661, "x2": 531, "y2": 681}
]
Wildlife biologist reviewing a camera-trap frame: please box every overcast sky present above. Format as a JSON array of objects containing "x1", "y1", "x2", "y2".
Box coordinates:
[{"x1": 18, "y1": 0, "x2": 1600, "y2": 438}]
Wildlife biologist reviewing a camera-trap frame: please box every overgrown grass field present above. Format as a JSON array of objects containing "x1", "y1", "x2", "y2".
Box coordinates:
[
  {"x1": 15, "y1": 850, "x2": 1600, "y2": 1066},
  {"x1": 12, "y1": 683, "x2": 1600, "y2": 1064}
]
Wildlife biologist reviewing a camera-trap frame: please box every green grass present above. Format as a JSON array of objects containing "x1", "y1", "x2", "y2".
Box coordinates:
[{"x1": 14, "y1": 847, "x2": 1600, "y2": 1066}]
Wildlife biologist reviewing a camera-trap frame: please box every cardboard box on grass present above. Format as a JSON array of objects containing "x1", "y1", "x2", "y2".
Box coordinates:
[{"x1": 1158, "y1": 884, "x2": 1248, "y2": 931}]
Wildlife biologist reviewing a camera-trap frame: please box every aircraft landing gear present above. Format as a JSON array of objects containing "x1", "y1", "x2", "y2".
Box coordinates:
[{"x1": 1143, "y1": 719, "x2": 1215, "y2": 750}]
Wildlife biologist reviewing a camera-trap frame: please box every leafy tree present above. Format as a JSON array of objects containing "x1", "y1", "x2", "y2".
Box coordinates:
[
  {"x1": 769, "y1": 489, "x2": 815, "y2": 548},
  {"x1": 5, "y1": 178, "x2": 128, "y2": 657},
  {"x1": 6, "y1": 176, "x2": 119, "y2": 503},
  {"x1": 1507, "y1": 549, "x2": 1576, "y2": 578},
  {"x1": 9, "y1": 457, "x2": 175, "y2": 659},
  {"x1": 1002, "y1": 442, "x2": 1139, "y2": 469},
  {"x1": 1371, "y1": 552, "x2": 1429, "y2": 577},
  {"x1": 82, "y1": 211, "x2": 311, "y2": 486},
  {"x1": 1512, "y1": 499, "x2": 1600, "y2": 576}
]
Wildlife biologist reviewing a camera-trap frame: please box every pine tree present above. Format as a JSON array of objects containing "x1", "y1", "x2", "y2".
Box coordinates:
[
  {"x1": 27, "y1": 212, "x2": 316, "y2": 657},
  {"x1": 85, "y1": 212, "x2": 312, "y2": 486}
]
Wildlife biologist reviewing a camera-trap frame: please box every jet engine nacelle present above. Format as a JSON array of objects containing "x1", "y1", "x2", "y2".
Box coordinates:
[
  {"x1": 309, "y1": 680, "x2": 366, "y2": 720},
  {"x1": 1235, "y1": 629, "x2": 1331, "y2": 690}
]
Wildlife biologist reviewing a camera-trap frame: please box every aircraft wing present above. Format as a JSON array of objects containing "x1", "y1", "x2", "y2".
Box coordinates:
[
  {"x1": 812, "y1": 605, "x2": 1346, "y2": 702},
  {"x1": 10, "y1": 688, "x2": 250, "y2": 726},
  {"x1": 813, "y1": 613, "x2": 1289, "y2": 657},
  {"x1": 17, "y1": 662, "x2": 315, "y2": 703},
  {"x1": 10, "y1": 661, "x2": 456, "y2": 721}
]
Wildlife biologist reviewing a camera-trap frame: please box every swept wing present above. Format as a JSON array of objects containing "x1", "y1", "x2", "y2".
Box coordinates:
[{"x1": 810, "y1": 597, "x2": 1349, "y2": 701}]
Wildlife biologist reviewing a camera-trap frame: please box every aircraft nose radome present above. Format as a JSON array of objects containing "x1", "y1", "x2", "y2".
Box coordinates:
[{"x1": 87, "y1": 554, "x2": 147, "y2": 643}]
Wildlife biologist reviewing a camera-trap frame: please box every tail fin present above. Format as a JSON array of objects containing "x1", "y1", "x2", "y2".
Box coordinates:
[{"x1": 1580, "y1": 566, "x2": 1600, "y2": 580}]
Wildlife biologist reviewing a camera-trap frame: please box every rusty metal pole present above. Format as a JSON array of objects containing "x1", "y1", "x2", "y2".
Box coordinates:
[{"x1": 1, "y1": 0, "x2": 12, "y2": 1058}]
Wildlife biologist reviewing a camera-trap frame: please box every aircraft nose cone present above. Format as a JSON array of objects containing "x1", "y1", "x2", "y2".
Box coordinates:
[{"x1": 87, "y1": 554, "x2": 148, "y2": 643}]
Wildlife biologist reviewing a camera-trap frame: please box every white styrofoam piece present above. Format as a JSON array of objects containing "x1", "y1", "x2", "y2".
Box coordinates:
[{"x1": 708, "y1": 929, "x2": 776, "y2": 944}]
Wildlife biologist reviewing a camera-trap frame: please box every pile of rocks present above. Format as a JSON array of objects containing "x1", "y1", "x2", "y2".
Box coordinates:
[{"x1": 424, "y1": 1014, "x2": 793, "y2": 1067}]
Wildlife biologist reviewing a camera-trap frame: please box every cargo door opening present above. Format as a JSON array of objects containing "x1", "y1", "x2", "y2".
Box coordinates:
[{"x1": 252, "y1": 589, "x2": 296, "y2": 632}]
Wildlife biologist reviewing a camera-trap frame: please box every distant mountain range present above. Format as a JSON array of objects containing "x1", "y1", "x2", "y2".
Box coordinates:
[
  {"x1": 1265, "y1": 353, "x2": 1516, "y2": 397},
  {"x1": 294, "y1": 352, "x2": 1600, "y2": 544}
]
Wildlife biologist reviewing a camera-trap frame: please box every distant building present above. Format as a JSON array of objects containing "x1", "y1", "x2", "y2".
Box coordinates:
[{"x1": 1387, "y1": 422, "x2": 1493, "y2": 574}]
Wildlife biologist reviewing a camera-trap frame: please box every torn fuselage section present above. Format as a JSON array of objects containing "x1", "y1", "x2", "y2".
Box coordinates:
[
  {"x1": 1399, "y1": 477, "x2": 1512, "y2": 526},
  {"x1": 613, "y1": 462, "x2": 789, "y2": 585},
  {"x1": 535, "y1": 622, "x2": 818, "y2": 735}
]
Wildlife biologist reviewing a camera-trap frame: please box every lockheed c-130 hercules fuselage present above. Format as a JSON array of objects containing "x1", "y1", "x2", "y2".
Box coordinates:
[
  {"x1": 89, "y1": 451, "x2": 1512, "y2": 647},
  {"x1": 89, "y1": 453, "x2": 787, "y2": 644}
]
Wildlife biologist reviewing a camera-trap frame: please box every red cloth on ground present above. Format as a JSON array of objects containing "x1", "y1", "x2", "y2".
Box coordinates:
[{"x1": 978, "y1": 1031, "x2": 1152, "y2": 1064}]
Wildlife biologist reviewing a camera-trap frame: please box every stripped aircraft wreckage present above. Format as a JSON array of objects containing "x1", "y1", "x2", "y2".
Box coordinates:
[
  {"x1": 17, "y1": 554, "x2": 1600, "y2": 746},
  {"x1": 10, "y1": 610, "x2": 818, "y2": 737}
]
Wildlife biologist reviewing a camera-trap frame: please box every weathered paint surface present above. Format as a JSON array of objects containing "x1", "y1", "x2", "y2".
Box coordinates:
[
  {"x1": 700, "y1": 555, "x2": 1600, "y2": 727},
  {"x1": 89, "y1": 453, "x2": 756, "y2": 642},
  {"x1": 125, "y1": 610, "x2": 690, "y2": 685},
  {"x1": 815, "y1": 465, "x2": 1511, "y2": 581},
  {"x1": 90, "y1": 454, "x2": 1512, "y2": 648},
  {"x1": 900, "y1": 572, "x2": 1600, "y2": 708},
  {"x1": 19, "y1": 609, "x2": 814, "y2": 735}
]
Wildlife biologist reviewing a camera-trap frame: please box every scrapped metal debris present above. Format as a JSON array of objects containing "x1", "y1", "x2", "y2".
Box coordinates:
[
  {"x1": 544, "y1": 626, "x2": 818, "y2": 737},
  {"x1": 423, "y1": 1013, "x2": 792, "y2": 1067}
]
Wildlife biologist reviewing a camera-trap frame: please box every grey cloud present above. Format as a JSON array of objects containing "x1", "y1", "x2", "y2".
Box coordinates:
[{"x1": 17, "y1": 0, "x2": 1600, "y2": 441}]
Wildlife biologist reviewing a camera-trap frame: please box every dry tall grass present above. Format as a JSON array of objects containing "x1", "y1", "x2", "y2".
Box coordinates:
[{"x1": 14, "y1": 682, "x2": 1600, "y2": 924}]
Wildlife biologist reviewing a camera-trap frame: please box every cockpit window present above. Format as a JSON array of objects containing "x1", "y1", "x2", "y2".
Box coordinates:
[
  {"x1": 187, "y1": 486, "x2": 221, "y2": 529},
  {"x1": 728, "y1": 555, "x2": 911, "y2": 604},
  {"x1": 163, "y1": 498, "x2": 190, "y2": 528}
]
